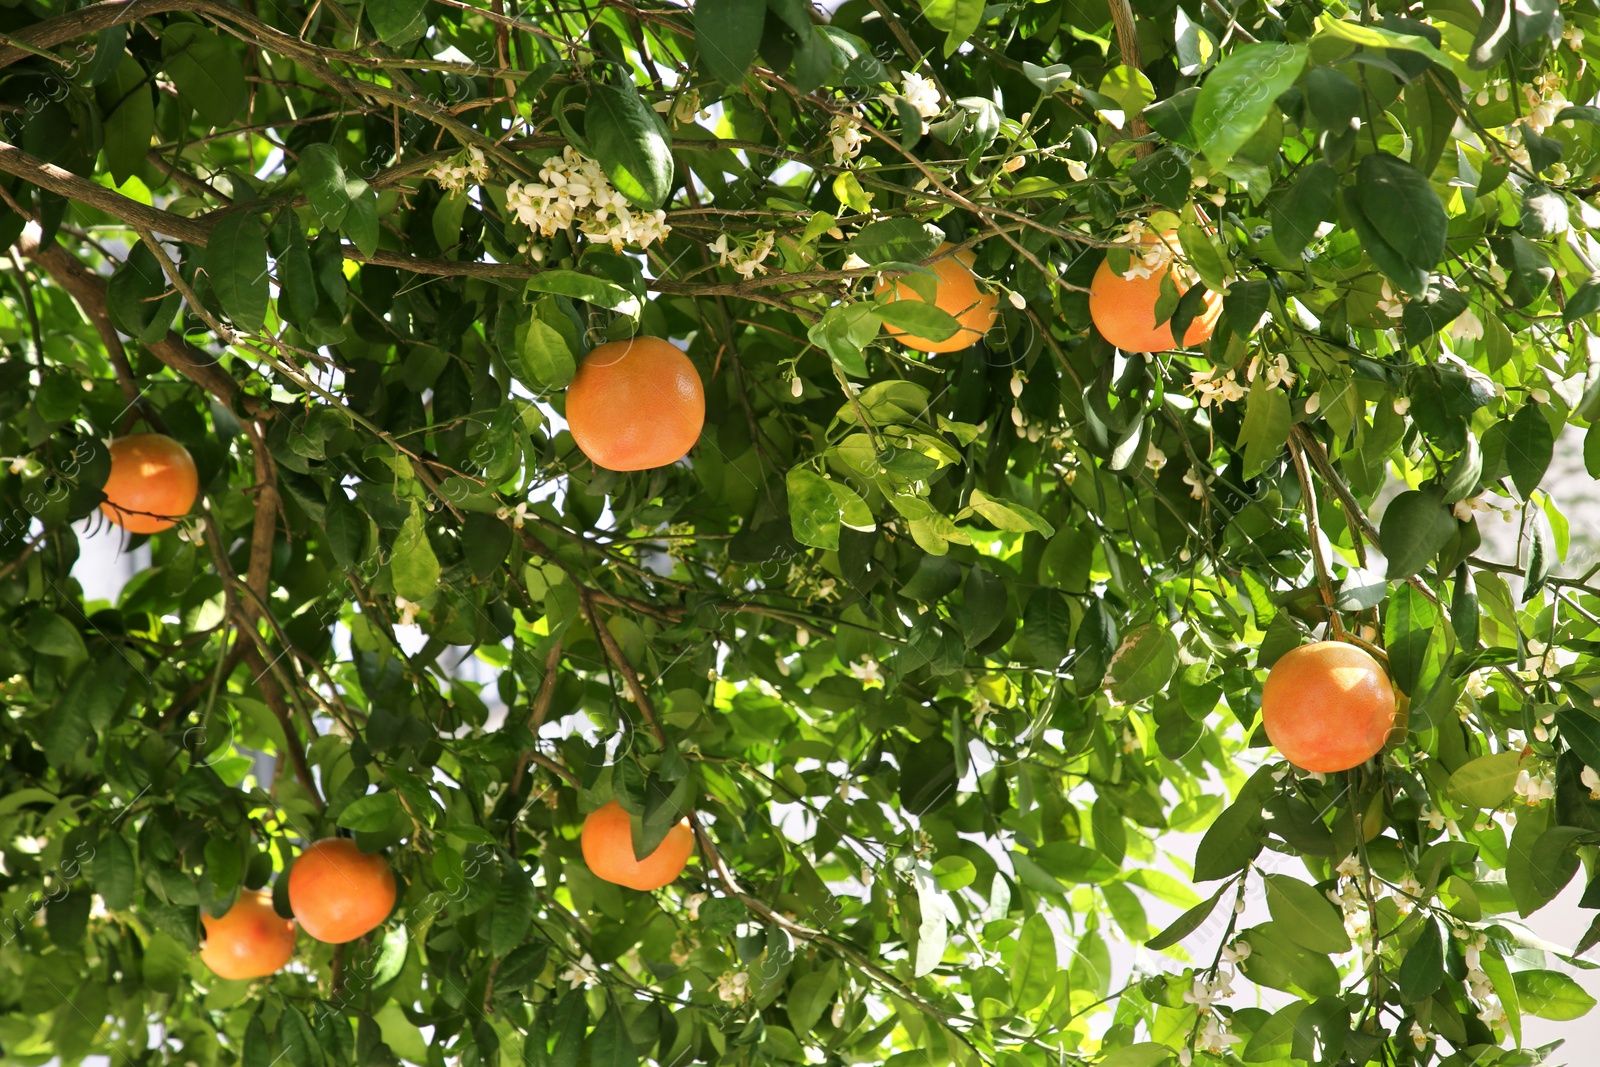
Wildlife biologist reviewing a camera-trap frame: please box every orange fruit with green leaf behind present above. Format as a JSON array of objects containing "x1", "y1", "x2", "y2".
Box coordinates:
[
  {"x1": 1088, "y1": 232, "x2": 1222, "y2": 353},
  {"x1": 101, "y1": 433, "x2": 199, "y2": 534},
  {"x1": 875, "y1": 242, "x2": 999, "y2": 353},
  {"x1": 565, "y1": 337, "x2": 705, "y2": 471},
  {"x1": 1261, "y1": 641, "x2": 1399, "y2": 773},
  {"x1": 581, "y1": 799, "x2": 695, "y2": 891},
  {"x1": 199, "y1": 889, "x2": 296, "y2": 980},
  {"x1": 287, "y1": 837, "x2": 396, "y2": 944}
]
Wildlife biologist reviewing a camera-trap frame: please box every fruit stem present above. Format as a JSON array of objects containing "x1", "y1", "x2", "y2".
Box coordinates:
[{"x1": 1286, "y1": 434, "x2": 1347, "y2": 638}]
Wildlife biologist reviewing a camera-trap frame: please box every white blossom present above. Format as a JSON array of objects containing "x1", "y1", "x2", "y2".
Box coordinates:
[
  {"x1": 1409, "y1": 1022, "x2": 1434, "y2": 1049},
  {"x1": 653, "y1": 88, "x2": 710, "y2": 128},
  {"x1": 427, "y1": 145, "x2": 491, "y2": 194},
  {"x1": 1191, "y1": 366, "x2": 1246, "y2": 408},
  {"x1": 395, "y1": 597, "x2": 422, "y2": 627},
  {"x1": 715, "y1": 970, "x2": 749, "y2": 1004},
  {"x1": 560, "y1": 953, "x2": 601, "y2": 989},
  {"x1": 1450, "y1": 307, "x2": 1485, "y2": 341},
  {"x1": 1145, "y1": 443, "x2": 1167, "y2": 473},
  {"x1": 710, "y1": 231, "x2": 776, "y2": 279},
  {"x1": 900, "y1": 71, "x2": 942, "y2": 130},
  {"x1": 1514, "y1": 766, "x2": 1556, "y2": 805},
  {"x1": 850, "y1": 657, "x2": 884, "y2": 686},
  {"x1": 1182, "y1": 467, "x2": 1213, "y2": 500},
  {"x1": 496, "y1": 501, "x2": 531, "y2": 529},
  {"x1": 828, "y1": 111, "x2": 869, "y2": 165},
  {"x1": 1247, "y1": 352, "x2": 1297, "y2": 390},
  {"x1": 505, "y1": 146, "x2": 670, "y2": 252},
  {"x1": 1376, "y1": 280, "x2": 1405, "y2": 319},
  {"x1": 1065, "y1": 159, "x2": 1089, "y2": 182}
]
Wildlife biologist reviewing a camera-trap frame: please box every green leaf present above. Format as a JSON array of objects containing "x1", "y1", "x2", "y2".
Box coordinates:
[
  {"x1": 299, "y1": 144, "x2": 351, "y2": 231},
  {"x1": 1513, "y1": 969, "x2": 1597, "y2": 1020},
  {"x1": 490, "y1": 867, "x2": 534, "y2": 956},
  {"x1": 342, "y1": 179, "x2": 379, "y2": 257},
  {"x1": 392, "y1": 503, "x2": 441, "y2": 601},
  {"x1": 161, "y1": 25, "x2": 246, "y2": 127},
  {"x1": 786, "y1": 964, "x2": 839, "y2": 1036},
  {"x1": 1237, "y1": 921, "x2": 1341, "y2": 998},
  {"x1": 366, "y1": 0, "x2": 429, "y2": 44},
  {"x1": 205, "y1": 211, "x2": 270, "y2": 335},
  {"x1": 1107, "y1": 624, "x2": 1178, "y2": 703},
  {"x1": 98, "y1": 56, "x2": 155, "y2": 186},
  {"x1": 787, "y1": 468, "x2": 843, "y2": 551},
  {"x1": 1559, "y1": 708, "x2": 1600, "y2": 768},
  {"x1": 1448, "y1": 750, "x2": 1525, "y2": 808},
  {"x1": 1269, "y1": 160, "x2": 1336, "y2": 259},
  {"x1": 1313, "y1": 13, "x2": 1473, "y2": 80},
  {"x1": 807, "y1": 303, "x2": 879, "y2": 377},
  {"x1": 852, "y1": 220, "x2": 943, "y2": 265},
  {"x1": 1263, "y1": 874, "x2": 1350, "y2": 954},
  {"x1": 1565, "y1": 274, "x2": 1600, "y2": 323},
  {"x1": 1146, "y1": 881, "x2": 1230, "y2": 950},
  {"x1": 515, "y1": 314, "x2": 577, "y2": 392},
  {"x1": 1355, "y1": 152, "x2": 1447, "y2": 271},
  {"x1": 1098, "y1": 1046, "x2": 1174, "y2": 1067},
  {"x1": 931, "y1": 855, "x2": 976, "y2": 890},
  {"x1": 1397, "y1": 916, "x2": 1445, "y2": 1001},
  {"x1": 337, "y1": 791, "x2": 404, "y2": 832},
  {"x1": 106, "y1": 242, "x2": 179, "y2": 343},
  {"x1": 1192, "y1": 43, "x2": 1308, "y2": 164},
  {"x1": 524, "y1": 270, "x2": 640, "y2": 314},
  {"x1": 1342, "y1": 183, "x2": 1429, "y2": 296},
  {"x1": 92, "y1": 832, "x2": 136, "y2": 911},
  {"x1": 1011, "y1": 912, "x2": 1057, "y2": 1011},
  {"x1": 915, "y1": 0, "x2": 984, "y2": 55},
  {"x1": 695, "y1": 0, "x2": 765, "y2": 84},
  {"x1": 967, "y1": 488, "x2": 1055, "y2": 537},
  {"x1": 1193, "y1": 768, "x2": 1274, "y2": 881},
  {"x1": 959, "y1": 565, "x2": 1007, "y2": 648},
  {"x1": 1505, "y1": 404, "x2": 1554, "y2": 499},
  {"x1": 28, "y1": 609, "x2": 85, "y2": 659},
  {"x1": 1023, "y1": 589, "x2": 1072, "y2": 666},
  {"x1": 1379, "y1": 489, "x2": 1456, "y2": 580},
  {"x1": 278, "y1": 1004, "x2": 324, "y2": 1067},
  {"x1": 1236, "y1": 375, "x2": 1291, "y2": 478},
  {"x1": 1384, "y1": 581, "x2": 1437, "y2": 697},
  {"x1": 585, "y1": 81, "x2": 674, "y2": 210},
  {"x1": 874, "y1": 299, "x2": 961, "y2": 342}
]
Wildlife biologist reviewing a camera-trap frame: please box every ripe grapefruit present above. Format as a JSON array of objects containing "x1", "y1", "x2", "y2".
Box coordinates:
[
  {"x1": 101, "y1": 433, "x2": 199, "y2": 533},
  {"x1": 1261, "y1": 641, "x2": 1399, "y2": 773},
  {"x1": 875, "y1": 242, "x2": 998, "y2": 353},
  {"x1": 565, "y1": 337, "x2": 705, "y2": 471},
  {"x1": 199, "y1": 889, "x2": 296, "y2": 980},
  {"x1": 1088, "y1": 232, "x2": 1222, "y2": 353},
  {"x1": 287, "y1": 837, "x2": 396, "y2": 944},
  {"x1": 581, "y1": 799, "x2": 695, "y2": 891}
]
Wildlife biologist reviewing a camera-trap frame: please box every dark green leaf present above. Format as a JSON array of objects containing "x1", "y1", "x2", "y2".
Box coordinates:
[{"x1": 585, "y1": 81, "x2": 674, "y2": 210}]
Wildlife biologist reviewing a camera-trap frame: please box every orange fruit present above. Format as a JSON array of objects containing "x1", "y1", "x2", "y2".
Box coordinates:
[
  {"x1": 101, "y1": 433, "x2": 199, "y2": 534},
  {"x1": 875, "y1": 242, "x2": 998, "y2": 352},
  {"x1": 1088, "y1": 232, "x2": 1222, "y2": 353},
  {"x1": 287, "y1": 838, "x2": 396, "y2": 944},
  {"x1": 199, "y1": 889, "x2": 296, "y2": 980},
  {"x1": 565, "y1": 337, "x2": 705, "y2": 471},
  {"x1": 1261, "y1": 641, "x2": 1399, "y2": 773},
  {"x1": 581, "y1": 799, "x2": 695, "y2": 891}
]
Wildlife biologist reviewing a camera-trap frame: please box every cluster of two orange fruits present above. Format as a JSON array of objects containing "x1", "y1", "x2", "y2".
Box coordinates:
[{"x1": 199, "y1": 838, "x2": 394, "y2": 980}]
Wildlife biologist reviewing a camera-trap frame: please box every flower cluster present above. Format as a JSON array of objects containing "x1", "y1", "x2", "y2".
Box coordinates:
[
  {"x1": 1246, "y1": 352, "x2": 1297, "y2": 390},
  {"x1": 900, "y1": 71, "x2": 942, "y2": 132},
  {"x1": 1456, "y1": 927, "x2": 1508, "y2": 1027},
  {"x1": 1519, "y1": 638, "x2": 1562, "y2": 683},
  {"x1": 653, "y1": 88, "x2": 710, "y2": 129},
  {"x1": 427, "y1": 145, "x2": 491, "y2": 194},
  {"x1": 710, "y1": 230, "x2": 776, "y2": 279},
  {"x1": 505, "y1": 146, "x2": 671, "y2": 252},
  {"x1": 1514, "y1": 764, "x2": 1556, "y2": 804},
  {"x1": 1179, "y1": 941, "x2": 1248, "y2": 1058},
  {"x1": 1191, "y1": 366, "x2": 1245, "y2": 409},
  {"x1": 715, "y1": 969, "x2": 749, "y2": 1004},
  {"x1": 829, "y1": 110, "x2": 869, "y2": 165}
]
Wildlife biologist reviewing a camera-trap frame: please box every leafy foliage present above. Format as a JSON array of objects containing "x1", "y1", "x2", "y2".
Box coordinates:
[{"x1": 1, "y1": 0, "x2": 1600, "y2": 1065}]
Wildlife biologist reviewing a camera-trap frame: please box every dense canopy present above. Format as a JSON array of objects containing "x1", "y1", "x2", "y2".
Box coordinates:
[{"x1": 2, "y1": 0, "x2": 1600, "y2": 1065}]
